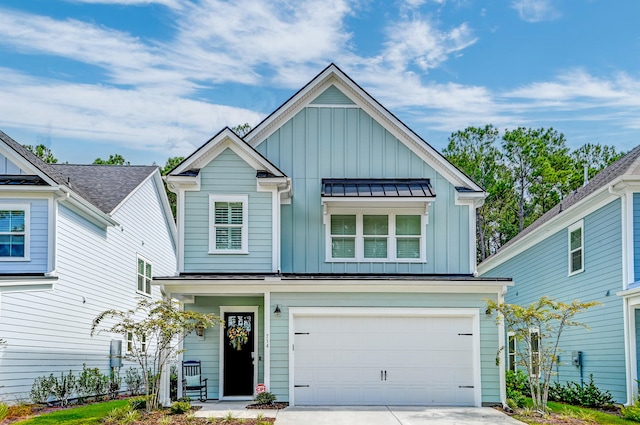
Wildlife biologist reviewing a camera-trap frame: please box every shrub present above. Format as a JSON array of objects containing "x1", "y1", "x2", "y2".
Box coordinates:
[
  {"x1": 0, "y1": 403, "x2": 7, "y2": 421},
  {"x1": 128, "y1": 396, "x2": 148, "y2": 410},
  {"x1": 254, "y1": 391, "x2": 277, "y2": 405},
  {"x1": 548, "y1": 375, "x2": 615, "y2": 408},
  {"x1": 170, "y1": 400, "x2": 191, "y2": 415},
  {"x1": 104, "y1": 405, "x2": 139, "y2": 424},
  {"x1": 124, "y1": 367, "x2": 144, "y2": 396},
  {"x1": 77, "y1": 364, "x2": 107, "y2": 403},
  {"x1": 622, "y1": 400, "x2": 640, "y2": 422},
  {"x1": 7, "y1": 403, "x2": 32, "y2": 419},
  {"x1": 51, "y1": 370, "x2": 77, "y2": 406},
  {"x1": 109, "y1": 369, "x2": 122, "y2": 400},
  {"x1": 30, "y1": 374, "x2": 55, "y2": 404},
  {"x1": 505, "y1": 370, "x2": 529, "y2": 407}
]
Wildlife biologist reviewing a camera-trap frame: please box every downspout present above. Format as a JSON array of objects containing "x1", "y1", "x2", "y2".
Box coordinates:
[
  {"x1": 274, "y1": 179, "x2": 292, "y2": 273},
  {"x1": 498, "y1": 285, "x2": 508, "y2": 408}
]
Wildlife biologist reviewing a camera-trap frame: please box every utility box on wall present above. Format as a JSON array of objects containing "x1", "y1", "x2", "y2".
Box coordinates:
[
  {"x1": 110, "y1": 340, "x2": 122, "y2": 368},
  {"x1": 572, "y1": 351, "x2": 583, "y2": 367}
]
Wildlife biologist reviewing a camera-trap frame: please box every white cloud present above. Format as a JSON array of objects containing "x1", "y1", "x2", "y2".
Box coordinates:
[
  {"x1": 511, "y1": 0, "x2": 560, "y2": 23},
  {"x1": 67, "y1": 0, "x2": 184, "y2": 9}
]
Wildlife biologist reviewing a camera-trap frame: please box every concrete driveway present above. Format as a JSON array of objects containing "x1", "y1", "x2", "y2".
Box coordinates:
[{"x1": 195, "y1": 402, "x2": 525, "y2": 424}]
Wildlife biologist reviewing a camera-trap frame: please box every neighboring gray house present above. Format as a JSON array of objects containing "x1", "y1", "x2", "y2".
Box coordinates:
[
  {"x1": 0, "y1": 130, "x2": 177, "y2": 401},
  {"x1": 157, "y1": 64, "x2": 512, "y2": 407},
  {"x1": 479, "y1": 146, "x2": 640, "y2": 405}
]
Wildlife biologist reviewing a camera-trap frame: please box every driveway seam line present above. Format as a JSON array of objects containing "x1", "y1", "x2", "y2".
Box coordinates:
[{"x1": 385, "y1": 406, "x2": 404, "y2": 424}]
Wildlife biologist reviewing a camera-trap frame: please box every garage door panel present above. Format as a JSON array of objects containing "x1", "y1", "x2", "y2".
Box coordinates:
[{"x1": 293, "y1": 313, "x2": 477, "y2": 406}]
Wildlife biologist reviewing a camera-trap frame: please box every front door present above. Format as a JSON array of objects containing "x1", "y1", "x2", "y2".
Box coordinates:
[{"x1": 223, "y1": 312, "x2": 255, "y2": 396}]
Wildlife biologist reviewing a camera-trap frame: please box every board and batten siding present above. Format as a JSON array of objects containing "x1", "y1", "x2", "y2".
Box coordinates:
[
  {"x1": 183, "y1": 148, "x2": 273, "y2": 273},
  {"x1": 268, "y1": 292, "x2": 501, "y2": 405},
  {"x1": 485, "y1": 199, "x2": 625, "y2": 402},
  {"x1": 183, "y1": 296, "x2": 265, "y2": 400},
  {"x1": 0, "y1": 177, "x2": 176, "y2": 401},
  {"x1": 633, "y1": 193, "x2": 640, "y2": 282},
  {"x1": 0, "y1": 198, "x2": 49, "y2": 273},
  {"x1": 0, "y1": 153, "x2": 25, "y2": 175},
  {"x1": 254, "y1": 106, "x2": 471, "y2": 274}
]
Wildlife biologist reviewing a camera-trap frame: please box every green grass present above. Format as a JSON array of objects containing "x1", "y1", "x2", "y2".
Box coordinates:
[
  {"x1": 515, "y1": 400, "x2": 638, "y2": 425},
  {"x1": 12, "y1": 399, "x2": 130, "y2": 425}
]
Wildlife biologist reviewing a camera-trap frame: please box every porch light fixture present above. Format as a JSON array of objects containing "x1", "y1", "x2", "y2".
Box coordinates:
[
  {"x1": 274, "y1": 304, "x2": 281, "y2": 317},
  {"x1": 195, "y1": 326, "x2": 205, "y2": 337}
]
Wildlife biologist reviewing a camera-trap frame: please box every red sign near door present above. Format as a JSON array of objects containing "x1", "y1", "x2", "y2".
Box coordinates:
[{"x1": 256, "y1": 383, "x2": 266, "y2": 394}]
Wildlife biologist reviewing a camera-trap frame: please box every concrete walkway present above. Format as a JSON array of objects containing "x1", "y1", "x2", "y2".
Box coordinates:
[{"x1": 194, "y1": 401, "x2": 526, "y2": 424}]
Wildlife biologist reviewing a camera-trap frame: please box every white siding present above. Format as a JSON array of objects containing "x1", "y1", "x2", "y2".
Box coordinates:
[{"x1": 0, "y1": 176, "x2": 176, "y2": 401}]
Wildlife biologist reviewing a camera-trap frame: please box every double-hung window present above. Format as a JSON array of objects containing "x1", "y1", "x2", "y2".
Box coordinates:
[
  {"x1": 529, "y1": 328, "x2": 541, "y2": 377},
  {"x1": 0, "y1": 204, "x2": 29, "y2": 260},
  {"x1": 568, "y1": 220, "x2": 584, "y2": 275},
  {"x1": 328, "y1": 212, "x2": 424, "y2": 261},
  {"x1": 209, "y1": 195, "x2": 248, "y2": 254},
  {"x1": 507, "y1": 332, "x2": 517, "y2": 372},
  {"x1": 137, "y1": 255, "x2": 152, "y2": 295}
]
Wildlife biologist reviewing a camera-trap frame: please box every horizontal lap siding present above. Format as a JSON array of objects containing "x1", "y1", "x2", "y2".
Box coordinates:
[
  {"x1": 183, "y1": 148, "x2": 272, "y2": 273},
  {"x1": 0, "y1": 179, "x2": 176, "y2": 401},
  {"x1": 269, "y1": 292, "x2": 500, "y2": 404},
  {"x1": 183, "y1": 296, "x2": 265, "y2": 399},
  {"x1": 488, "y1": 199, "x2": 625, "y2": 402},
  {"x1": 634, "y1": 193, "x2": 640, "y2": 282},
  {"x1": 0, "y1": 198, "x2": 49, "y2": 273},
  {"x1": 256, "y1": 107, "x2": 471, "y2": 275}
]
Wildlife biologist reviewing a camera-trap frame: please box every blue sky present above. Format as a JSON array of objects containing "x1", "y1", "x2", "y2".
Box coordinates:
[{"x1": 0, "y1": 0, "x2": 639, "y2": 166}]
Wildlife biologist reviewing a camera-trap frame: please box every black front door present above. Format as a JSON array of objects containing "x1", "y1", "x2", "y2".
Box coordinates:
[{"x1": 223, "y1": 312, "x2": 255, "y2": 396}]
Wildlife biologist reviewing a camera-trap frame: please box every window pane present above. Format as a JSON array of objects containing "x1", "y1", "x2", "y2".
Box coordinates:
[
  {"x1": 331, "y1": 215, "x2": 356, "y2": 236},
  {"x1": 396, "y1": 215, "x2": 421, "y2": 235},
  {"x1": 10, "y1": 211, "x2": 24, "y2": 232},
  {"x1": 138, "y1": 258, "x2": 144, "y2": 274},
  {"x1": 571, "y1": 249, "x2": 582, "y2": 272},
  {"x1": 570, "y1": 228, "x2": 582, "y2": 251},
  {"x1": 0, "y1": 211, "x2": 9, "y2": 232},
  {"x1": 229, "y1": 228, "x2": 242, "y2": 249},
  {"x1": 216, "y1": 227, "x2": 242, "y2": 250},
  {"x1": 10, "y1": 236, "x2": 24, "y2": 257},
  {"x1": 397, "y1": 238, "x2": 420, "y2": 258},
  {"x1": 215, "y1": 202, "x2": 229, "y2": 224},
  {"x1": 229, "y1": 202, "x2": 243, "y2": 224},
  {"x1": 332, "y1": 237, "x2": 355, "y2": 258},
  {"x1": 138, "y1": 275, "x2": 144, "y2": 292},
  {"x1": 145, "y1": 263, "x2": 152, "y2": 278},
  {"x1": 145, "y1": 278, "x2": 151, "y2": 294},
  {"x1": 364, "y1": 237, "x2": 387, "y2": 258},
  {"x1": 363, "y1": 215, "x2": 388, "y2": 236}
]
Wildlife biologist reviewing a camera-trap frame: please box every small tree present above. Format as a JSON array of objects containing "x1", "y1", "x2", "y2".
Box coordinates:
[
  {"x1": 487, "y1": 296, "x2": 599, "y2": 413},
  {"x1": 91, "y1": 297, "x2": 222, "y2": 411}
]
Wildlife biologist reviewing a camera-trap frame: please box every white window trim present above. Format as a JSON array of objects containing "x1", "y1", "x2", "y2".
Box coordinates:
[
  {"x1": 325, "y1": 209, "x2": 426, "y2": 263},
  {"x1": 568, "y1": 219, "x2": 584, "y2": 276},
  {"x1": 507, "y1": 331, "x2": 517, "y2": 372},
  {"x1": 0, "y1": 203, "x2": 30, "y2": 262},
  {"x1": 529, "y1": 328, "x2": 541, "y2": 378},
  {"x1": 136, "y1": 254, "x2": 153, "y2": 297},
  {"x1": 209, "y1": 194, "x2": 249, "y2": 254}
]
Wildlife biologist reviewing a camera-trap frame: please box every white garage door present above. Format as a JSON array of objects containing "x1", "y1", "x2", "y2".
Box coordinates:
[{"x1": 292, "y1": 313, "x2": 477, "y2": 406}]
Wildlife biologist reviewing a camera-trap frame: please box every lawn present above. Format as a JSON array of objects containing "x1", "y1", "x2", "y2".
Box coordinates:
[
  {"x1": 513, "y1": 400, "x2": 639, "y2": 425},
  {"x1": 10, "y1": 399, "x2": 129, "y2": 425}
]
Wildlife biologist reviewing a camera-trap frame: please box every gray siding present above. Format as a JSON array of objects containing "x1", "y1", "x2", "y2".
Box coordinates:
[
  {"x1": 634, "y1": 193, "x2": 640, "y2": 282},
  {"x1": 255, "y1": 107, "x2": 471, "y2": 274},
  {"x1": 0, "y1": 178, "x2": 177, "y2": 401},
  {"x1": 183, "y1": 148, "x2": 273, "y2": 273},
  {"x1": 485, "y1": 199, "x2": 625, "y2": 402},
  {"x1": 183, "y1": 296, "x2": 265, "y2": 400},
  {"x1": 0, "y1": 198, "x2": 49, "y2": 273},
  {"x1": 269, "y1": 292, "x2": 501, "y2": 404}
]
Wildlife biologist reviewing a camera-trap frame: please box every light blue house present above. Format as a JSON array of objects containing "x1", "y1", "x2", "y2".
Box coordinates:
[
  {"x1": 159, "y1": 64, "x2": 512, "y2": 407},
  {"x1": 478, "y1": 146, "x2": 640, "y2": 405},
  {"x1": 0, "y1": 131, "x2": 177, "y2": 401}
]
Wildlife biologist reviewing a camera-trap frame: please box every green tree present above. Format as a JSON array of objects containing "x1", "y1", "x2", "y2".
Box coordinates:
[
  {"x1": 569, "y1": 143, "x2": 625, "y2": 190},
  {"x1": 444, "y1": 125, "x2": 509, "y2": 260},
  {"x1": 93, "y1": 154, "x2": 129, "y2": 165},
  {"x1": 161, "y1": 156, "x2": 184, "y2": 220},
  {"x1": 487, "y1": 297, "x2": 599, "y2": 413},
  {"x1": 231, "y1": 123, "x2": 252, "y2": 137},
  {"x1": 91, "y1": 298, "x2": 223, "y2": 411},
  {"x1": 24, "y1": 144, "x2": 58, "y2": 164}
]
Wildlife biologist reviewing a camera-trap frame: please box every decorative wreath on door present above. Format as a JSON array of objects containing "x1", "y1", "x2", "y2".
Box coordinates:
[{"x1": 227, "y1": 324, "x2": 249, "y2": 350}]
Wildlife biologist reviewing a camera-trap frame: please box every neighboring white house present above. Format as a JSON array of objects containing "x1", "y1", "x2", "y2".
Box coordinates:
[{"x1": 0, "y1": 130, "x2": 177, "y2": 402}]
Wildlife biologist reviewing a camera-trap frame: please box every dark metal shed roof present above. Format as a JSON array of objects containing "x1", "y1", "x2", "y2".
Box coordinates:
[
  {"x1": 0, "y1": 175, "x2": 48, "y2": 185},
  {"x1": 321, "y1": 179, "x2": 435, "y2": 198}
]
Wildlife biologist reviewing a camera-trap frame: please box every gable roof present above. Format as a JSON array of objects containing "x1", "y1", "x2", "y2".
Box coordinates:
[
  {"x1": 479, "y1": 144, "x2": 640, "y2": 271},
  {"x1": 168, "y1": 127, "x2": 287, "y2": 178},
  {"x1": 244, "y1": 63, "x2": 484, "y2": 195},
  {"x1": 51, "y1": 164, "x2": 159, "y2": 214}
]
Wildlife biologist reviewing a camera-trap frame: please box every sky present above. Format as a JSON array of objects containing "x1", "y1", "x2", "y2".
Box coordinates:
[{"x1": 0, "y1": 0, "x2": 639, "y2": 166}]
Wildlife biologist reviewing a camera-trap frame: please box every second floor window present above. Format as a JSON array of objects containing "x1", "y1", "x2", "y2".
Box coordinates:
[
  {"x1": 209, "y1": 195, "x2": 248, "y2": 254},
  {"x1": 0, "y1": 206, "x2": 28, "y2": 259},
  {"x1": 568, "y1": 220, "x2": 584, "y2": 275},
  {"x1": 328, "y1": 213, "x2": 424, "y2": 262},
  {"x1": 137, "y1": 256, "x2": 152, "y2": 295}
]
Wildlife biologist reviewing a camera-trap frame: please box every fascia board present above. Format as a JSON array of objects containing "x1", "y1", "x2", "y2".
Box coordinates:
[
  {"x1": 245, "y1": 65, "x2": 482, "y2": 192},
  {"x1": 478, "y1": 186, "x2": 617, "y2": 275},
  {"x1": 172, "y1": 129, "x2": 284, "y2": 177},
  {"x1": 59, "y1": 189, "x2": 119, "y2": 228},
  {"x1": 0, "y1": 276, "x2": 57, "y2": 293}
]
